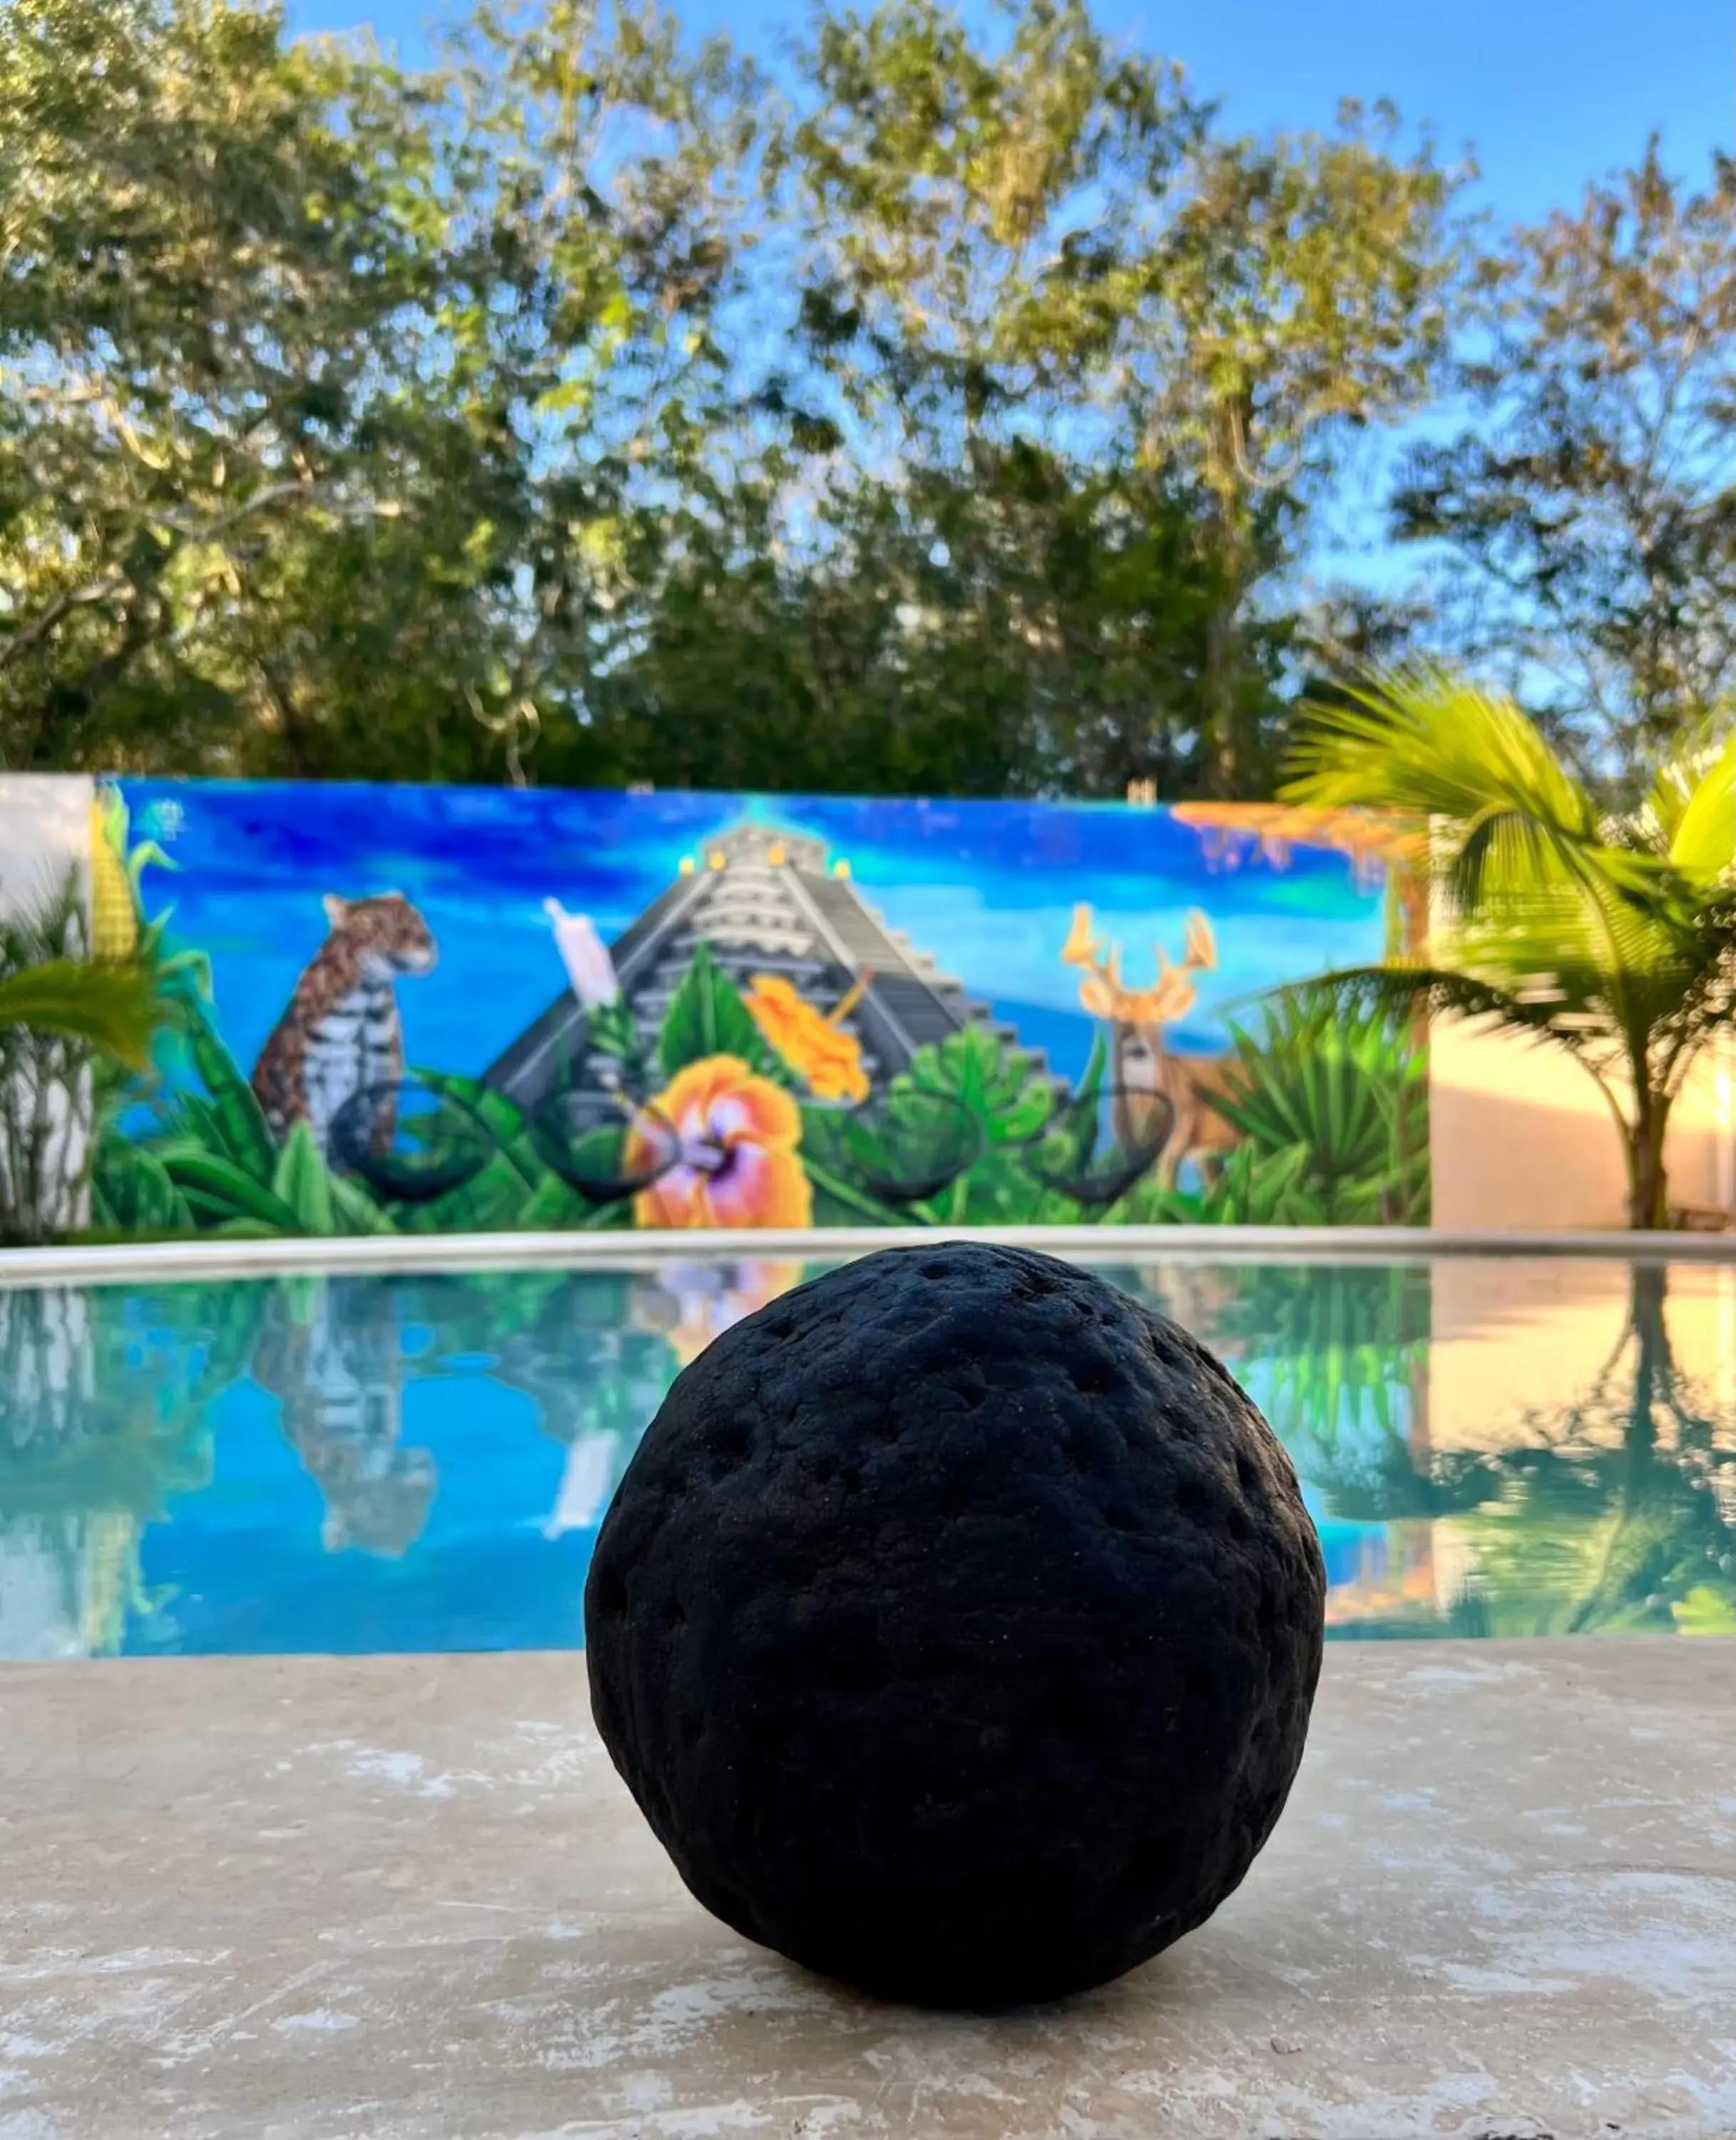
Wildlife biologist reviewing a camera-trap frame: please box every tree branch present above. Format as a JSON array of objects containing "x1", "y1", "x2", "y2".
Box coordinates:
[
  {"x1": 0, "y1": 576, "x2": 130, "y2": 674},
  {"x1": 1, "y1": 479, "x2": 346, "y2": 674}
]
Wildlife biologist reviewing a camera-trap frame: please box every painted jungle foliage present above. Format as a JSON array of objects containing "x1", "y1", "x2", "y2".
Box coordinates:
[{"x1": 34, "y1": 777, "x2": 1429, "y2": 1238}]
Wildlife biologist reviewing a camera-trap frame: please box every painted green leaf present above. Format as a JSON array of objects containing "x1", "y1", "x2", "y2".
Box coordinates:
[
  {"x1": 401, "y1": 1152, "x2": 536, "y2": 1234},
  {"x1": 91, "y1": 1142, "x2": 193, "y2": 1235},
  {"x1": 157, "y1": 1144, "x2": 302, "y2": 1231},
  {"x1": 657, "y1": 942, "x2": 773, "y2": 1079},
  {"x1": 517, "y1": 1169, "x2": 596, "y2": 1230},
  {"x1": 328, "y1": 1168, "x2": 397, "y2": 1236},
  {"x1": 902, "y1": 1021, "x2": 1056, "y2": 1149},
  {"x1": 272, "y1": 1123, "x2": 337, "y2": 1233},
  {"x1": 180, "y1": 999, "x2": 277, "y2": 1182},
  {"x1": 417, "y1": 1071, "x2": 541, "y2": 1185}
]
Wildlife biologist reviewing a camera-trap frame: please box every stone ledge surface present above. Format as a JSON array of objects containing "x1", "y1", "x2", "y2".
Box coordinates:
[{"x1": 1, "y1": 1639, "x2": 1733, "y2": 2140}]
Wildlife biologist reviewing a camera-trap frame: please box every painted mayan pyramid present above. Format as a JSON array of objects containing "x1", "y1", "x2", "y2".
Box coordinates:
[{"x1": 485, "y1": 820, "x2": 1042, "y2": 1111}]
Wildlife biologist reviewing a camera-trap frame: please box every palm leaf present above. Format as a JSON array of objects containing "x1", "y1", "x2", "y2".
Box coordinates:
[
  {"x1": 1282, "y1": 962, "x2": 1608, "y2": 1055},
  {"x1": 1281, "y1": 669, "x2": 1736, "y2": 1219},
  {"x1": 0, "y1": 959, "x2": 162, "y2": 1070},
  {"x1": 1284, "y1": 666, "x2": 1600, "y2": 905},
  {"x1": 1660, "y1": 733, "x2": 1736, "y2": 887}
]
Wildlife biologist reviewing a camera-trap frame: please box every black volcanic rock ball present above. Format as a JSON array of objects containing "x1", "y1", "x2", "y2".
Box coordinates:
[{"x1": 584, "y1": 1242, "x2": 1326, "y2": 2009}]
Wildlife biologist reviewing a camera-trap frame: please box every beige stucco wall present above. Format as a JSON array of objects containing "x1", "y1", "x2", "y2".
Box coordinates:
[
  {"x1": 1422, "y1": 840, "x2": 1735, "y2": 1232},
  {"x1": 1429, "y1": 1017, "x2": 1734, "y2": 1230}
]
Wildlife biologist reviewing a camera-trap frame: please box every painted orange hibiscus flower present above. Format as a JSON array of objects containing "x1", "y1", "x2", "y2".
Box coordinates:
[
  {"x1": 742, "y1": 973, "x2": 870, "y2": 1104},
  {"x1": 628, "y1": 1054, "x2": 813, "y2": 1230}
]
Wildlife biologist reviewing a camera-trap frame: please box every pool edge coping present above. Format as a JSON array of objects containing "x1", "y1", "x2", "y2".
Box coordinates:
[{"x1": 2, "y1": 1222, "x2": 1733, "y2": 1288}]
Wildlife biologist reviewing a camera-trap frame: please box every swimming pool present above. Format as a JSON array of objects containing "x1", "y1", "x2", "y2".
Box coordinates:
[{"x1": 2, "y1": 1250, "x2": 1732, "y2": 1658}]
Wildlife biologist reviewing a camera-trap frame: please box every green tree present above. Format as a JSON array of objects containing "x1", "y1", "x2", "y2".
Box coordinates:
[
  {"x1": 1138, "y1": 103, "x2": 1469, "y2": 793},
  {"x1": 777, "y1": 6, "x2": 1468, "y2": 795},
  {"x1": 0, "y1": 0, "x2": 1471, "y2": 798},
  {"x1": 703, "y1": 0, "x2": 1285, "y2": 795},
  {"x1": 1285, "y1": 668, "x2": 1736, "y2": 1230},
  {"x1": 571, "y1": 445, "x2": 1292, "y2": 796},
  {"x1": 0, "y1": 0, "x2": 762, "y2": 780},
  {"x1": 1392, "y1": 143, "x2": 1736, "y2": 795},
  {"x1": 780, "y1": 0, "x2": 1195, "y2": 458}
]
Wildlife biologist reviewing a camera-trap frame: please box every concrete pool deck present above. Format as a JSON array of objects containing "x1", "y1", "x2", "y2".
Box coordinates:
[{"x1": 2, "y1": 1641, "x2": 1734, "y2": 2140}]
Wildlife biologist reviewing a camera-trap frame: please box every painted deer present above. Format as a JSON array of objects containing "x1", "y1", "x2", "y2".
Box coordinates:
[{"x1": 1061, "y1": 904, "x2": 1239, "y2": 1185}]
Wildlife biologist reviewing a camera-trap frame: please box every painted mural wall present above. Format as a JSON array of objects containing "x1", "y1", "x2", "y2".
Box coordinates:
[{"x1": 6, "y1": 778, "x2": 1429, "y2": 1238}]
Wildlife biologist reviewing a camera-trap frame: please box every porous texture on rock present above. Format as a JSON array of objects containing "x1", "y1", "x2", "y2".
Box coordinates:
[{"x1": 584, "y1": 1242, "x2": 1326, "y2": 2010}]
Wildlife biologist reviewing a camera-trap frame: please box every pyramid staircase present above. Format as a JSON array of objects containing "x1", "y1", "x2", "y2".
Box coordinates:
[{"x1": 484, "y1": 820, "x2": 1060, "y2": 1116}]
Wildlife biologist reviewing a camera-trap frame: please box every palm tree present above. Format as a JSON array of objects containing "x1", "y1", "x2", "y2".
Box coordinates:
[
  {"x1": 0, "y1": 958, "x2": 161, "y2": 1071},
  {"x1": 1283, "y1": 669, "x2": 1736, "y2": 1229}
]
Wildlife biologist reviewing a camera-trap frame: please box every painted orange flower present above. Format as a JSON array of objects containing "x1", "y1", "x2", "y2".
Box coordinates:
[
  {"x1": 628, "y1": 1054, "x2": 813, "y2": 1229},
  {"x1": 742, "y1": 973, "x2": 871, "y2": 1104}
]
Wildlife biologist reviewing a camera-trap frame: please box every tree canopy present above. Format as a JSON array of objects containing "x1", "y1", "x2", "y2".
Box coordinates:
[
  {"x1": 0, "y1": 0, "x2": 1718, "y2": 798},
  {"x1": 1392, "y1": 143, "x2": 1736, "y2": 799}
]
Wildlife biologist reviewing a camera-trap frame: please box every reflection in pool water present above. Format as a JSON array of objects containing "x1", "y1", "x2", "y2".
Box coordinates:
[{"x1": 1, "y1": 1256, "x2": 1732, "y2": 1658}]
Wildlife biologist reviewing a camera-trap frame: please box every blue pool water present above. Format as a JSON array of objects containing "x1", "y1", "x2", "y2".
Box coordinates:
[{"x1": 1, "y1": 1255, "x2": 1732, "y2": 1658}]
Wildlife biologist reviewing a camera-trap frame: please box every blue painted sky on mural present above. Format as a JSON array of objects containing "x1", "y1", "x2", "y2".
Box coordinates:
[{"x1": 120, "y1": 779, "x2": 1389, "y2": 1086}]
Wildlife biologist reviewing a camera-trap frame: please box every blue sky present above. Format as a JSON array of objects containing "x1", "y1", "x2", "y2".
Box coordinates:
[{"x1": 287, "y1": 0, "x2": 1732, "y2": 235}]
